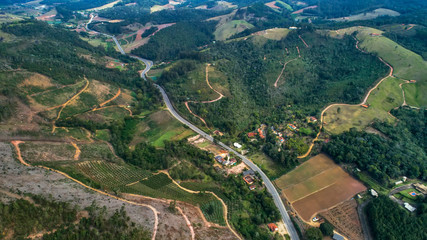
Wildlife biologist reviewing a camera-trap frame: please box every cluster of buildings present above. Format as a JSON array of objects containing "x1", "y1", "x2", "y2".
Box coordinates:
[
  {"x1": 214, "y1": 150, "x2": 237, "y2": 166},
  {"x1": 243, "y1": 170, "x2": 257, "y2": 190}
]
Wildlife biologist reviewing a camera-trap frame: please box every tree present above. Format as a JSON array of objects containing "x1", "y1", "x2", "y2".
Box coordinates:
[
  {"x1": 168, "y1": 200, "x2": 176, "y2": 214},
  {"x1": 305, "y1": 227, "x2": 323, "y2": 240},
  {"x1": 320, "y1": 222, "x2": 334, "y2": 237}
]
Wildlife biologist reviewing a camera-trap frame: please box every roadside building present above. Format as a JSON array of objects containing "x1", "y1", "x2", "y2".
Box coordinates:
[
  {"x1": 215, "y1": 156, "x2": 224, "y2": 164},
  {"x1": 229, "y1": 158, "x2": 237, "y2": 166},
  {"x1": 234, "y1": 142, "x2": 242, "y2": 149},
  {"x1": 213, "y1": 130, "x2": 224, "y2": 136},
  {"x1": 243, "y1": 169, "x2": 255, "y2": 177},
  {"x1": 333, "y1": 232, "x2": 345, "y2": 240},
  {"x1": 243, "y1": 175, "x2": 254, "y2": 184},
  {"x1": 267, "y1": 223, "x2": 278, "y2": 232}
]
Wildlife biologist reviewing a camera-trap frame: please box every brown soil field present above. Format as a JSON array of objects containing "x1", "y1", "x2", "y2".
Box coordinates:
[
  {"x1": 276, "y1": 154, "x2": 337, "y2": 188},
  {"x1": 321, "y1": 199, "x2": 364, "y2": 240},
  {"x1": 275, "y1": 154, "x2": 366, "y2": 222}
]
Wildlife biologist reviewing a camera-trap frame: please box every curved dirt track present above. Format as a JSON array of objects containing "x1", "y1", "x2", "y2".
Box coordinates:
[
  {"x1": 159, "y1": 171, "x2": 242, "y2": 240},
  {"x1": 297, "y1": 38, "x2": 394, "y2": 159},
  {"x1": 184, "y1": 64, "x2": 225, "y2": 128},
  {"x1": 274, "y1": 55, "x2": 300, "y2": 88}
]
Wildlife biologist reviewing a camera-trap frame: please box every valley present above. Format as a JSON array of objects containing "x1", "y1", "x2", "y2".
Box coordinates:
[{"x1": 0, "y1": 1, "x2": 426, "y2": 240}]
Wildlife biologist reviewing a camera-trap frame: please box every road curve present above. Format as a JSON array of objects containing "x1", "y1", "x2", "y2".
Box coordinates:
[{"x1": 87, "y1": 15, "x2": 300, "y2": 240}]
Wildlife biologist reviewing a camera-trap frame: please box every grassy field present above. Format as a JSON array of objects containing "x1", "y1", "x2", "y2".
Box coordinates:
[
  {"x1": 131, "y1": 110, "x2": 195, "y2": 148},
  {"x1": 323, "y1": 26, "x2": 427, "y2": 134},
  {"x1": 331, "y1": 8, "x2": 400, "y2": 22},
  {"x1": 248, "y1": 152, "x2": 287, "y2": 179},
  {"x1": 214, "y1": 20, "x2": 254, "y2": 41},
  {"x1": 95, "y1": 129, "x2": 111, "y2": 141},
  {"x1": 275, "y1": 154, "x2": 366, "y2": 221}
]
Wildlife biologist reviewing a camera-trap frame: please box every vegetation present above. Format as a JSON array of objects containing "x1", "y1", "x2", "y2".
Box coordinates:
[
  {"x1": 304, "y1": 227, "x2": 323, "y2": 240},
  {"x1": 324, "y1": 107, "x2": 426, "y2": 184},
  {"x1": 319, "y1": 222, "x2": 334, "y2": 237},
  {"x1": 0, "y1": 195, "x2": 77, "y2": 239},
  {"x1": 44, "y1": 204, "x2": 150, "y2": 240},
  {"x1": 367, "y1": 196, "x2": 427, "y2": 240},
  {"x1": 131, "y1": 21, "x2": 216, "y2": 61}
]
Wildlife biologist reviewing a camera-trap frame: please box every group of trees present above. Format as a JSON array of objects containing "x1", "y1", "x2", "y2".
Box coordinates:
[
  {"x1": 366, "y1": 196, "x2": 427, "y2": 240},
  {"x1": 324, "y1": 107, "x2": 426, "y2": 184},
  {"x1": 0, "y1": 195, "x2": 77, "y2": 239},
  {"x1": 131, "y1": 21, "x2": 216, "y2": 60}
]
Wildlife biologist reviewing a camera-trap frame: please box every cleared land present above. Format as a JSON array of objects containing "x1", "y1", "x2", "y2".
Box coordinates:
[
  {"x1": 275, "y1": 154, "x2": 366, "y2": 222},
  {"x1": 331, "y1": 8, "x2": 400, "y2": 22},
  {"x1": 130, "y1": 110, "x2": 195, "y2": 148},
  {"x1": 321, "y1": 199, "x2": 364, "y2": 240},
  {"x1": 214, "y1": 20, "x2": 254, "y2": 41}
]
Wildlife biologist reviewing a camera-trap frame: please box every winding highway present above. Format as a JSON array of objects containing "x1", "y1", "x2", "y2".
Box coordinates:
[{"x1": 86, "y1": 15, "x2": 299, "y2": 240}]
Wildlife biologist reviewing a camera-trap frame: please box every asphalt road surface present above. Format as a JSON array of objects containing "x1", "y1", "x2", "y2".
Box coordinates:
[{"x1": 86, "y1": 15, "x2": 300, "y2": 240}]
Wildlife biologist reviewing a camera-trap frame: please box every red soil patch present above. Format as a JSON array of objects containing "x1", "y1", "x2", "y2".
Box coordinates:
[
  {"x1": 265, "y1": 1, "x2": 280, "y2": 9},
  {"x1": 292, "y1": 5, "x2": 317, "y2": 14},
  {"x1": 291, "y1": 175, "x2": 366, "y2": 221}
]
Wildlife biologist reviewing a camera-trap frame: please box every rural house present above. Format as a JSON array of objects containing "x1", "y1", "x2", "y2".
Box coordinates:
[{"x1": 267, "y1": 223, "x2": 278, "y2": 232}]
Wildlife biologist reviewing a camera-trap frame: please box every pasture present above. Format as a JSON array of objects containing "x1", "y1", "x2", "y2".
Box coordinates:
[
  {"x1": 275, "y1": 154, "x2": 366, "y2": 222},
  {"x1": 331, "y1": 8, "x2": 400, "y2": 22},
  {"x1": 214, "y1": 20, "x2": 254, "y2": 41},
  {"x1": 131, "y1": 110, "x2": 195, "y2": 148},
  {"x1": 323, "y1": 26, "x2": 427, "y2": 134}
]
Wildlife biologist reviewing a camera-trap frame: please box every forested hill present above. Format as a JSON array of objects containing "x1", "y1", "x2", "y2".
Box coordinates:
[
  {"x1": 160, "y1": 29, "x2": 388, "y2": 134},
  {"x1": 304, "y1": 0, "x2": 427, "y2": 18}
]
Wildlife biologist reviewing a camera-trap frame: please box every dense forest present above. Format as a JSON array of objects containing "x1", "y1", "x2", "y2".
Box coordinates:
[
  {"x1": 367, "y1": 196, "x2": 427, "y2": 240},
  {"x1": 131, "y1": 21, "x2": 216, "y2": 60},
  {"x1": 324, "y1": 107, "x2": 426, "y2": 184},
  {"x1": 304, "y1": 0, "x2": 427, "y2": 18}
]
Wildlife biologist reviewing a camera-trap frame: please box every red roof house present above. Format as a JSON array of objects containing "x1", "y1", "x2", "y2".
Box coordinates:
[{"x1": 267, "y1": 223, "x2": 278, "y2": 232}]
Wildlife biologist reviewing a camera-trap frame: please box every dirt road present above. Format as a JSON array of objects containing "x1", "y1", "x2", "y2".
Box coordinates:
[
  {"x1": 184, "y1": 64, "x2": 225, "y2": 128},
  {"x1": 297, "y1": 38, "x2": 394, "y2": 159}
]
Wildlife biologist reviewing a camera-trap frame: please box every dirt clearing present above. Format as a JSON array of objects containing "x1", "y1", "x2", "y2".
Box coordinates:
[{"x1": 275, "y1": 154, "x2": 366, "y2": 222}]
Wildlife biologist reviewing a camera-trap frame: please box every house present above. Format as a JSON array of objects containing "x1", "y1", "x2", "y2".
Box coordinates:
[
  {"x1": 243, "y1": 175, "x2": 254, "y2": 185},
  {"x1": 288, "y1": 124, "x2": 297, "y2": 131},
  {"x1": 243, "y1": 169, "x2": 255, "y2": 177},
  {"x1": 215, "y1": 156, "x2": 224, "y2": 164},
  {"x1": 414, "y1": 183, "x2": 427, "y2": 194},
  {"x1": 309, "y1": 116, "x2": 317, "y2": 122},
  {"x1": 361, "y1": 104, "x2": 369, "y2": 108},
  {"x1": 249, "y1": 185, "x2": 256, "y2": 190},
  {"x1": 402, "y1": 176, "x2": 407, "y2": 182},
  {"x1": 395, "y1": 180, "x2": 403, "y2": 185},
  {"x1": 404, "y1": 202, "x2": 416, "y2": 212},
  {"x1": 247, "y1": 132, "x2": 258, "y2": 138},
  {"x1": 370, "y1": 189, "x2": 378, "y2": 197},
  {"x1": 289, "y1": 26, "x2": 298, "y2": 30},
  {"x1": 333, "y1": 233, "x2": 345, "y2": 240},
  {"x1": 229, "y1": 158, "x2": 237, "y2": 165},
  {"x1": 257, "y1": 128, "x2": 265, "y2": 139},
  {"x1": 279, "y1": 137, "x2": 285, "y2": 143},
  {"x1": 234, "y1": 142, "x2": 242, "y2": 149},
  {"x1": 267, "y1": 223, "x2": 278, "y2": 232}
]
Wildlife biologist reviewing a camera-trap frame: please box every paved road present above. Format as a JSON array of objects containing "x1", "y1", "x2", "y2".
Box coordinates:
[
  {"x1": 87, "y1": 15, "x2": 299, "y2": 240},
  {"x1": 357, "y1": 200, "x2": 373, "y2": 240}
]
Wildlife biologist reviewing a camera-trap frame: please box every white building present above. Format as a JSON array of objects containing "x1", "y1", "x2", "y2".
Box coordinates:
[
  {"x1": 404, "y1": 202, "x2": 416, "y2": 212},
  {"x1": 370, "y1": 189, "x2": 378, "y2": 197},
  {"x1": 233, "y1": 142, "x2": 242, "y2": 149}
]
